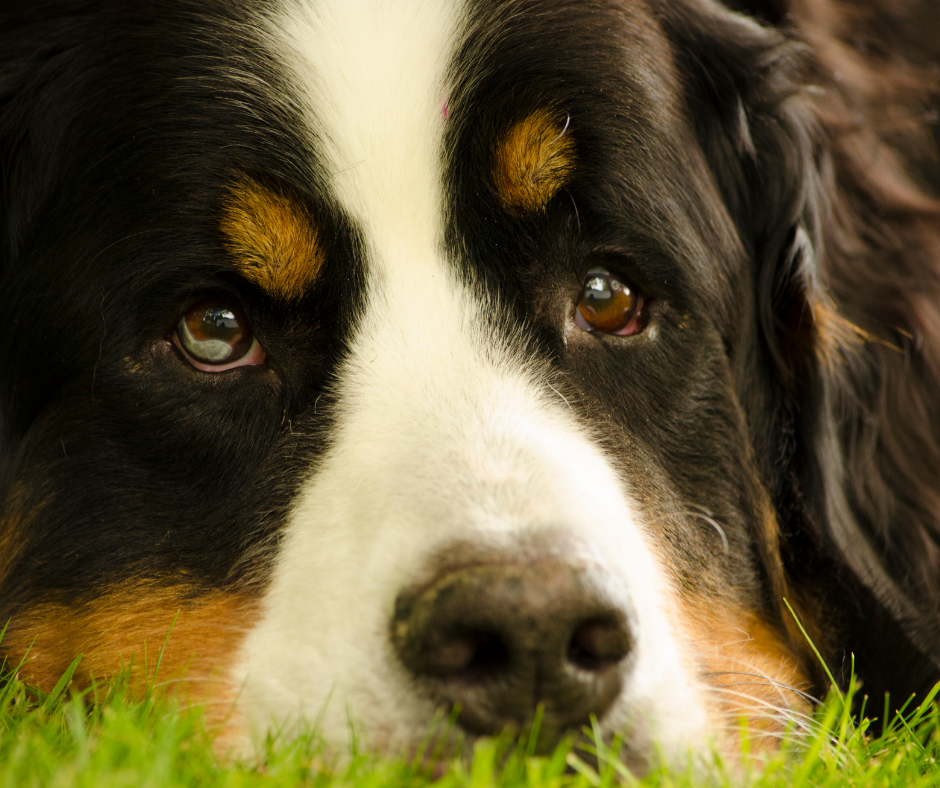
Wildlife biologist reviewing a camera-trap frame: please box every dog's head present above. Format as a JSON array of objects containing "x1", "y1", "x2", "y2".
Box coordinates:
[{"x1": 2, "y1": 0, "x2": 939, "y2": 766}]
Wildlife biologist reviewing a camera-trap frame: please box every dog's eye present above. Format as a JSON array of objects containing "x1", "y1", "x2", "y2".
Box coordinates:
[
  {"x1": 174, "y1": 300, "x2": 266, "y2": 371},
  {"x1": 574, "y1": 267, "x2": 647, "y2": 336}
]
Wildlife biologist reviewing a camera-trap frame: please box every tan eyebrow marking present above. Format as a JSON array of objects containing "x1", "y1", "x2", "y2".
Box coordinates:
[
  {"x1": 492, "y1": 109, "x2": 576, "y2": 214},
  {"x1": 220, "y1": 178, "x2": 323, "y2": 300}
]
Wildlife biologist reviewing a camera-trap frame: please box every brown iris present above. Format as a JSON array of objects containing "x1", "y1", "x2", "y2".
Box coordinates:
[
  {"x1": 176, "y1": 300, "x2": 263, "y2": 369},
  {"x1": 575, "y1": 267, "x2": 646, "y2": 336}
]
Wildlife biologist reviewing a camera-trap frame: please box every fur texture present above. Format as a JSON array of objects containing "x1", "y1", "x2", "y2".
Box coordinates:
[{"x1": 1, "y1": 0, "x2": 938, "y2": 769}]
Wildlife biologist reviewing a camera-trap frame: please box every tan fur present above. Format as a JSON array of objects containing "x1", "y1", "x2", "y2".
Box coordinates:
[
  {"x1": 492, "y1": 110, "x2": 576, "y2": 213},
  {"x1": 813, "y1": 298, "x2": 904, "y2": 372},
  {"x1": 678, "y1": 600, "x2": 813, "y2": 749},
  {"x1": 4, "y1": 582, "x2": 258, "y2": 724},
  {"x1": 0, "y1": 483, "x2": 29, "y2": 590},
  {"x1": 220, "y1": 178, "x2": 323, "y2": 300}
]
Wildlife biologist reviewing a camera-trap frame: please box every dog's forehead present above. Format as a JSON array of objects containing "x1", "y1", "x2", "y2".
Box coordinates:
[
  {"x1": 270, "y1": 0, "x2": 459, "y2": 244},
  {"x1": 242, "y1": 0, "x2": 689, "y2": 291}
]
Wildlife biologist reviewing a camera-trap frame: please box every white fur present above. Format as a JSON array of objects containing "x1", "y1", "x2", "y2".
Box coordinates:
[{"x1": 231, "y1": 0, "x2": 711, "y2": 762}]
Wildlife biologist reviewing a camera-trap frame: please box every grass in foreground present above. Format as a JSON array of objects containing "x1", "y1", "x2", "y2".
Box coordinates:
[{"x1": 0, "y1": 657, "x2": 939, "y2": 788}]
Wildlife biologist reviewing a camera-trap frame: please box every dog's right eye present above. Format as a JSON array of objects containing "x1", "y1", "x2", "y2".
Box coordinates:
[
  {"x1": 174, "y1": 300, "x2": 266, "y2": 371},
  {"x1": 574, "y1": 266, "x2": 648, "y2": 336}
]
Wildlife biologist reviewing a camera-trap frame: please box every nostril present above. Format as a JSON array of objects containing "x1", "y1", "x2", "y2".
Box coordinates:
[
  {"x1": 464, "y1": 631, "x2": 510, "y2": 677},
  {"x1": 426, "y1": 629, "x2": 510, "y2": 678},
  {"x1": 567, "y1": 617, "x2": 632, "y2": 672}
]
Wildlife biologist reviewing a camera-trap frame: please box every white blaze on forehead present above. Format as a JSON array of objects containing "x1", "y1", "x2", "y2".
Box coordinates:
[
  {"x1": 274, "y1": 0, "x2": 458, "y2": 258},
  {"x1": 233, "y1": 0, "x2": 710, "y2": 762}
]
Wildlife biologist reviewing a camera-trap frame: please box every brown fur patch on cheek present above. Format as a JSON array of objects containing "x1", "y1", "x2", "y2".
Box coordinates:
[
  {"x1": 220, "y1": 178, "x2": 323, "y2": 300},
  {"x1": 0, "y1": 483, "x2": 32, "y2": 590},
  {"x1": 680, "y1": 600, "x2": 812, "y2": 747},
  {"x1": 492, "y1": 110, "x2": 576, "y2": 213},
  {"x1": 4, "y1": 583, "x2": 258, "y2": 721}
]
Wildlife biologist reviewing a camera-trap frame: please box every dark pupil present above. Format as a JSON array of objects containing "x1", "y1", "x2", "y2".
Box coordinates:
[{"x1": 202, "y1": 307, "x2": 239, "y2": 339}]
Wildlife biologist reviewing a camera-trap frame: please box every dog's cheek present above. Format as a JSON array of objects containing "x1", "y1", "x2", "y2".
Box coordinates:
[
  {"x1": 4, "y1": 584, "x2": 258, "y2": 718},
  {"x1": 0, "y1": 482, "x2": 30, "y2": 597},
  {"x1": 674, "y1": 600, "x2": 812, "y2": 747}
]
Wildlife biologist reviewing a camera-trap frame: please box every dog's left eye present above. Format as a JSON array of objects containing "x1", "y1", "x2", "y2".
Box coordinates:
[
  {"x1": 574, "y1": 267, "x2": 647, "y2": 336},
  {"x1": 174, "y1": 300, "x2": 266, "y2": 371}
]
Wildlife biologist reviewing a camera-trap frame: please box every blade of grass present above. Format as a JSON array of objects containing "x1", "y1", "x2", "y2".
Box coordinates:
[
  {"x1": 42, "y1": 655, "x2": 82, "y2": 713},
  {"x1": 783, "y1": 597, "x2": 842, "y2": 702}
]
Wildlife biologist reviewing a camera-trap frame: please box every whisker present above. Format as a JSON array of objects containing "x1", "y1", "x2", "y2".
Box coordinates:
[
  {"x1": 706, "y1": 683, "x2": 858, "y2": 766},
  {"x1": 684, "y1": 506, "x2": 729, "y2": 553},
  {"x1": 708, "y1": 685, "x2": 822, "y2": 728},
  {"x1": 704, "y1": 670, "x2": 819, "y2": 705}
]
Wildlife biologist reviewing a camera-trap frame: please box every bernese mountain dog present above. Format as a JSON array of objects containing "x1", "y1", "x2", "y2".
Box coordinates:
[{"x1": 1, "y1": 0, "x2": 939, "y2": 768}]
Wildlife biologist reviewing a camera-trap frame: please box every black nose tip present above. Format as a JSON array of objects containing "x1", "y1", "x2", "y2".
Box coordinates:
[{"x1": 391, "y1": 559, "x2": 633, "y2": 741}]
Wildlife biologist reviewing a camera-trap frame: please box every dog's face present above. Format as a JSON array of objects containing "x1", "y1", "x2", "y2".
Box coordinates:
[{"x1": 0, "y1": 0, "x2": 859, "y2": 766}]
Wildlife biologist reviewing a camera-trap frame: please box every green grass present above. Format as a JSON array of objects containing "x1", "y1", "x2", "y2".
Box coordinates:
[{"x1": 1, "y1": 655, "x2": 939, "y2": 788}]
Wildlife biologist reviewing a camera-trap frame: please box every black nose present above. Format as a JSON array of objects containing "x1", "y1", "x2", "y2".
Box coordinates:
[{"x1": 391, "y1": 558, "x2": 633, "y2": 743}]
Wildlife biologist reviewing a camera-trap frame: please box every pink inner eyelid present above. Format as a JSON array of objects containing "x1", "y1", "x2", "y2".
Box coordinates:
[{"x1": 611, "y1": 313, "x2": 644, "y2": 336}]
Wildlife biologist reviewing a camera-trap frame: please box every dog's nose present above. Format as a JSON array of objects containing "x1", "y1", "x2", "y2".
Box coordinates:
[{"x1": 391, "y1": 558, "x2": 633, "y2": 741}]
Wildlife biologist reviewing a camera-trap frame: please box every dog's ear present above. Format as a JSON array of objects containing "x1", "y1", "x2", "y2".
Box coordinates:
[
  {"x1": 661, "y1": 0, "x2": 940, "y2": 703},
  {"x1": 660, "y1": 3, "x2": 822, "y2": 392}
]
